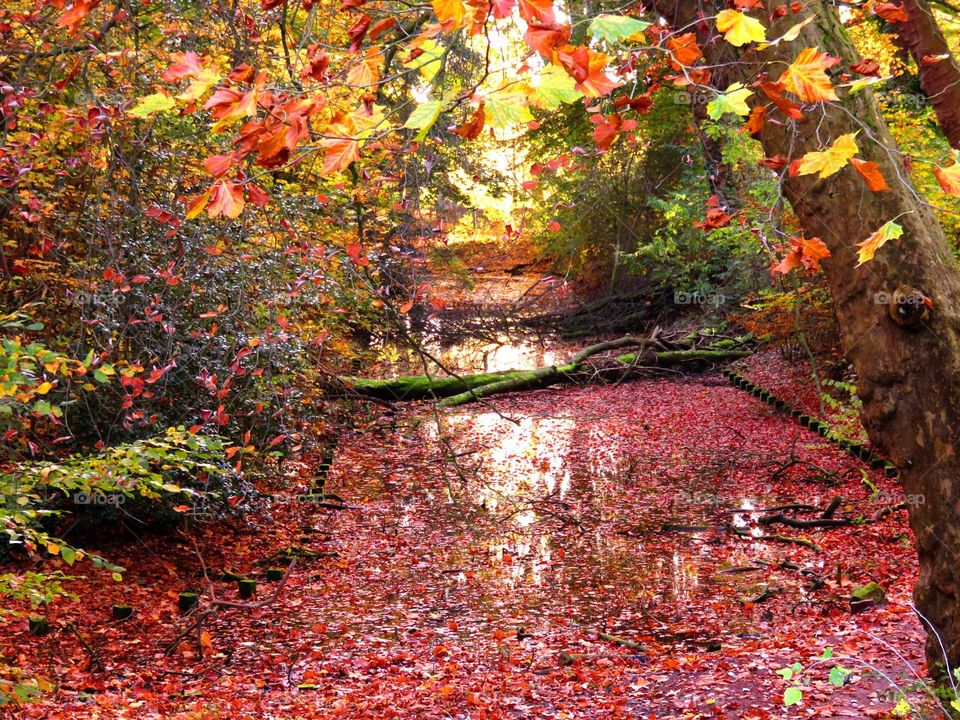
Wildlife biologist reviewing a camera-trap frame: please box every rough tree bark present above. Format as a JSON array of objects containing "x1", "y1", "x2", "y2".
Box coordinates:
[
  {"x1": 658, "y1": 0, "x2": 960, "y2": 674},
  {"x1": 890, "y1": 0, "x2": 960, "y2": 149}
]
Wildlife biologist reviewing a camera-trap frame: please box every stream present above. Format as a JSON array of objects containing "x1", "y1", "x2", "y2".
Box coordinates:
[{"x1": 304, "y1": 272, "x2": 927, "y2": 716}]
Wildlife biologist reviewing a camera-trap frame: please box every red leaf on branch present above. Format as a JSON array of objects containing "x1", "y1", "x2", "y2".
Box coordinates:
[
  {"x1": 346, "y1": 242, "x2": 370, "y2": 266},
  {"x1": 347, "y1": 15, "x2": 372, "y2": 52},
  {"x1": 57, "y1": 0, "x2": 101, "y2": 34},
  {"x1": 452, "y1": 102, "x2": 486, "y2": 139},
  {"x1": 556, "y1": 45, "x2": 619, "y2": 97},
  {"x1": 693, "y1": 195, "x2": 732, "y2": 230}
]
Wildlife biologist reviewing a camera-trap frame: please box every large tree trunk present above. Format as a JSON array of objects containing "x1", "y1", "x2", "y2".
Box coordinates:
[
  {"x1": 659, "y1": 0, "x2": 960, "y2": 674},
  {"x1": 890, "y1": 0, "x2": 960, "y2": 149}
]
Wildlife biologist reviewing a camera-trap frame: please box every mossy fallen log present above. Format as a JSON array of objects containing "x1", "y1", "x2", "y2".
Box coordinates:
[
  {"x1": 343, "y1": 335, "x2": 749, "y2": 407},
  {"x1": 343, "y1": 370, "x2": 522, "y2": 401}
]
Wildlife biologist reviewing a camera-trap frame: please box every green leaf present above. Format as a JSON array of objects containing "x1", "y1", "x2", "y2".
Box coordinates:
[
  {"x1": 707, "y1": 82, "x2": 752, "y2": 120},
  {"x1": 25, "y1": 323, "x2": 44, "y2": 331},
  {"x1": 32, "y1": 400, "x2": 53, "y2": 416},
  {"x1": 485, "y1": 93, "x2": 533, "y2": 128},
  {"x1": 128, "y1": 93, "x2": 176, "y2": 119},
  {"x1": 820, "y1": 647, "x2": 833, "y2": 659},
  {"x1": 403, "y1": 99, "x2": 445, "y2": 140},
  {"x1": 776, "y1": 667, "x2": 794, "y2": 681},
  {"x1": 533, "y1": 64, "x2": 583, "y2": 109},
  {"x1": 60, "y1": 546, "x2": 77, "y2": 566},
  {"x1": 783, "y1": 686, "x2": 803, "y2": 707},
  {"x1": 828, "y1": 666, "x2": 850, "y2": 686},
  {"x1": 112, "y1": 572, "x2": 124, "y2": 582},
  {"x1": 587, "y1": 14, "x2": 651, "y2": 43}
]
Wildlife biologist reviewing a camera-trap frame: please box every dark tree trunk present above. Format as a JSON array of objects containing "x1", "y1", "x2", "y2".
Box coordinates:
[
  {"x1": 891, "y1": 0, "x2": 960, "y2": 149},
  {"x1": 658, "y1": 0, "x2": 960, "y2": 675}
]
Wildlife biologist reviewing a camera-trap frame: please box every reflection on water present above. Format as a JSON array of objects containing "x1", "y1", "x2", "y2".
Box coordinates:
[
  {"x1": 380, "y1": 332, "x2": 568, "y2": 376},
  {"x1": 370, "y1": 299, "x2": 582, "y2": 376},
  {"x1": 416, "y1": 402, "x2": 783, "y2": 643},
  {"x1": 431, "y1": 412, "x2": 575, "y2": 514},
  {"x1": 334, "y1": 352, "x2": 815, "y2": 652}
]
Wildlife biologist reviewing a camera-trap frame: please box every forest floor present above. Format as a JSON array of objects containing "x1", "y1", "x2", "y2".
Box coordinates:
[{"x1": 0, "y1": 252, "x2": 938, "y2": 719}]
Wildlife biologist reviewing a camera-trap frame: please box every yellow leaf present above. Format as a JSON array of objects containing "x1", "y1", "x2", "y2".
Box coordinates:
[
  {"x1": 779, "y1": 47, "x2": 840, "y2": 102},
  {"x1": 934, "y1": 163, "x2": 960, "y2": 195},
  {"x1": 35, "y1": 382, "x2": 53, "y2": 395},
  {"x1": 856, "y1": 219, "x2": 903, "y2": 266},
  {"x1": 176, "y1": 67, "x2": 221, "y2": 102},
  {"x1": 716, "y1": 9, "x2": 767, "y2": 47},
  {"x1": 795, "y1": 133, "x2": 858, "y2": 179},
  {"x1": 47, "y1": 542, "x2": 60, "y2": 555},
  {"x1": 185, "y1": 188, "x2": 212, "y2": 220},
  {"x1": 433, "y1": 0, "x2": 467, "y2": 25}
]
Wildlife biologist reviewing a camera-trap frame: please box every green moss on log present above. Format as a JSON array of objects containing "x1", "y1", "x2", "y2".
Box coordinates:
[
  {"x1": 343, "y1": 370, "x2": 520, "y2": 400},
  {"x1": 344, "y1": 337, "x2": 750, "y2": 408}
]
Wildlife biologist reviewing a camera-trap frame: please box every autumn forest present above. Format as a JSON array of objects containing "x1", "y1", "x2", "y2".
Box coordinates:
[{"x1": 3, "y1": 0, "x2": 960, "y2": 716}]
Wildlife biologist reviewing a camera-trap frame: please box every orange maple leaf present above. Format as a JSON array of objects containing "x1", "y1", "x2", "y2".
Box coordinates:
[
  {"x1": 58, "y1": 0, "x2": 101, "y2": 34},
  {"x1": 555, "y1": 46, "x2": 619, "y2": 97},
  {"x1": 760, "y1": 81, "x2": 804, "y2": 119},
  {"x1": 850, "y1": 158, "x2": 889, "y2": 191},
  {"x1": 203, "y1": 89, "x2": 258, "y2": 130},
  {"x1": 433, "y1": 0, "x2": 468, "y2": 26},
  {"x1": 742, "y1": 106, "x2": 766, "y2": 137},
  {"x1": 778, "y1": 48, "x2": 840, "y2": 102},
  {"x1": 665, "y1": 33, "x2": 702, "y2": 70},
  {"x1": 207, "y1": 180, "x2": 245, "y2": 219},
  {"x1": 321, "y1": 138, "x2": 360, "y2": 175},
  {"x1": 771, "y1": 236, "x2": 831, "y2": 275},
  {"x1": 874, "y1": 2, "x2": 909, "y2": 22}
]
